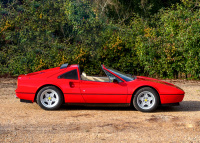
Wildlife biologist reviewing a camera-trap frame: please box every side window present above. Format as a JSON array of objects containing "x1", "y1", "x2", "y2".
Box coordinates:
[
  {"x1": 104, "y1": 70, "x2": 123, "y2": 83},
  {"x1": 58, "y1": 69, "x2": 78, "y2": 80}
]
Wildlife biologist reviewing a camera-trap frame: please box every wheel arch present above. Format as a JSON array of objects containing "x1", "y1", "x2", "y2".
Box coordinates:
[
  {"x1": 131, "y1": 85, "x2": 161, "y2": 105},
  {"x1": 34, "y1": 84, "x2": 65, "y2": 103}
]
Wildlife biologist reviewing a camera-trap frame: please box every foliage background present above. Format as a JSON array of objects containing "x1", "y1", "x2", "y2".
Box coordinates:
[{"x1": 0, "y1": 0, "x2": 200, "y2": 79}]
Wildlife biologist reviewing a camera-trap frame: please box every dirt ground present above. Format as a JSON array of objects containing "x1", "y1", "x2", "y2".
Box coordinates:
[{"x1": 0, "y1": 78, "x2": 200, "y2": 143}]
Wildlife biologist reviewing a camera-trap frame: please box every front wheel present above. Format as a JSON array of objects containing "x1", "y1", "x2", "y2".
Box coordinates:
[
  {"x1": 133, "y1": 87, "x2": 159, "y2": 112},
  {"x1": 37, "y1": 86, "x2": 63, "y2": 110}
]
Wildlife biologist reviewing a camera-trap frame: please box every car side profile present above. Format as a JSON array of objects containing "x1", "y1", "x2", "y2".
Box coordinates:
[{"x1": 15, "y1": 63, "x2": 185, "y2": 112}]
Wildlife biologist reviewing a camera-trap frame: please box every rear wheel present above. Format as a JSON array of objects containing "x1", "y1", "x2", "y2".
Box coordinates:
[
  {"x1": 37, "y1": 86, "x2": 63, "y2": 110},
  {"x1": 133, "y1": 87, "x2": 159, "y2": 112}
]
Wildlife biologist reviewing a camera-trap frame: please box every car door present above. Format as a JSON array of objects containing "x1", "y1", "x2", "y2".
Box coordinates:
[
  {"x1": 80, "y1": 75, "x2": 128, "y2": 103},
  {"x1": 58, "y1": 69, "x2": 84, "y2": 103}
]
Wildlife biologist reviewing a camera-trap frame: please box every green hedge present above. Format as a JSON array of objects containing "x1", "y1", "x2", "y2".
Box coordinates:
[{"x1": 0, "y1": 0, "x2": 200, "y2": 79}]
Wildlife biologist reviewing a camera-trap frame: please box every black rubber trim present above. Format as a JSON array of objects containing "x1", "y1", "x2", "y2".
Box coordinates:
[
  {"x1": 20, "y1": 99, "x2": 33, "y2": 103},
  {"x1": 162, "y1": 102, "x2": 180, "y2": 106},
  {"x1": 64, "y1": 93, "x2": 132, "y2": 95},
  {"x1": 160, "y1": 94, "x2": 184, "y2": 95}
]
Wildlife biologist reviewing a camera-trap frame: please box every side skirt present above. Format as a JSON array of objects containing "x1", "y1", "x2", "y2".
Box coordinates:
[{"x1": 64, "y1": 103, "x2": 130, "y2": 107}]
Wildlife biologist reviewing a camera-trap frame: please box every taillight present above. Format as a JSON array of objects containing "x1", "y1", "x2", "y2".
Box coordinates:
[{"x1": 17, "y1": 76, "x2": 21, "y2": 87}]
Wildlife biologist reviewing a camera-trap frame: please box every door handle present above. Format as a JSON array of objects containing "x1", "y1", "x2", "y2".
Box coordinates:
[{"x1": 69, "y1": 82, "x2": 75, "y2": 88}]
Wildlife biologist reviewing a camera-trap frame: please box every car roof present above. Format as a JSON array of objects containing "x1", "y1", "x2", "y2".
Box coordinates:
[{"x1": 68, "y1": 64, "x2": 79, "y2": 68}]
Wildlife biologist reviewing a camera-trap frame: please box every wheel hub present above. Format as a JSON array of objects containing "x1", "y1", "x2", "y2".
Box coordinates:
[
  {"x1": 137, "y1": 91, "x2": 155, "y2": 110},
  {"x1": 40, "y1": 89, "x2": 59, "y2": 108}
]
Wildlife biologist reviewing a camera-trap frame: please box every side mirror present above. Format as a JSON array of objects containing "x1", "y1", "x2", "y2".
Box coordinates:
[{"x1": 113, "y1": 79, "x2": 119, "y2": 84}]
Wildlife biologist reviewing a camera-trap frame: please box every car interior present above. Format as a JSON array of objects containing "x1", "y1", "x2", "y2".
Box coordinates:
[
  {"x1": 78, "y1": 65, "x2": 122, "y2": 83},
  {"x1": 81, "y1": 71, "x2": 110, "y2": 82}
]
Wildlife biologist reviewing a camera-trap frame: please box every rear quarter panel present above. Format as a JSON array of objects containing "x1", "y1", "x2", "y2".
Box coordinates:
[{"x1": 16, "y1": 66, "x2": 80, "y2": 102}]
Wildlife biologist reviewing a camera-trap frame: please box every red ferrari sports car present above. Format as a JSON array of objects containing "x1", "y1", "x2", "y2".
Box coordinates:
[{"x1": 16, "y1": 63, "x2": 185, "y2": 112}]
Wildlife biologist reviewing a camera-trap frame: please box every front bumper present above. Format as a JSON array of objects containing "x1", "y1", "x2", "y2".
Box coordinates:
[{"x1": 160, "y1": 94, "x2": 184, "y2": 104}]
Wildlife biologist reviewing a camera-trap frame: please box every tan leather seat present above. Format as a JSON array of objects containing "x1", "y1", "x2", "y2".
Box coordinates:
[{"x1": 81, "y1": 72, "x2": 109, "y2": 82}]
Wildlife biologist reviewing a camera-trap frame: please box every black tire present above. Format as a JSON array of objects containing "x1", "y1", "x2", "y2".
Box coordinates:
[
  {"x1": 36, "y1": 86, "x2": 63, "y2": 110},
  {"x1": 133, "y1": 87, "x2": 159, "y2": 112}
]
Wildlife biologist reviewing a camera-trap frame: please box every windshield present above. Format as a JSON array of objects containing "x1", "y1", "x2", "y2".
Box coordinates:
[{"x1": 105, "y1": 66, "x2": 135, "y2": 82}]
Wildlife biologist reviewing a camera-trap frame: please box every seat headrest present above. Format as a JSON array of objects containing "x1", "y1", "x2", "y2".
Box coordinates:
[{"x1": 82, "y1": 72, "x2": 86, "y2": 77}]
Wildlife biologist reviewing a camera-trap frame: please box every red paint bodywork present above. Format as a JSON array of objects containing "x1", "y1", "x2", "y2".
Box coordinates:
[{"x1": 16, "y1": 64, "x2": 185, "y2": 105}]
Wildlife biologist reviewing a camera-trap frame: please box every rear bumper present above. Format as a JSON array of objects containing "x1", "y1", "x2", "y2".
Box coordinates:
[
  {"x1": 16, "y1": 92, "x2": 35, "y2": 102},
  {"x1": 160, "y1": 94, "x2": 184, "y2": 104}
]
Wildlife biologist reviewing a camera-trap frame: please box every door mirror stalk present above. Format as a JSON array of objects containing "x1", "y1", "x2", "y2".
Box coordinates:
[{"x1": 113, "y1": 79, "x2": 119, "y2": 84}]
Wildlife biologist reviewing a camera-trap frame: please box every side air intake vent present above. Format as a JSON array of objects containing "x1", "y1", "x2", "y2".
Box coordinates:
[{"x1": 60, "y1": 63, "x2": 68, "y2": 69}]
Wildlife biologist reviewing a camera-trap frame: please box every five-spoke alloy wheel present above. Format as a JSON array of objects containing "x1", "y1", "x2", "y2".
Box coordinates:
[
  {"x1": 133, "y1": 87, "x2": 159, "y2": 112},
  {"x1": 37, "y1": 86, "x2": 63, "y2": 110}
]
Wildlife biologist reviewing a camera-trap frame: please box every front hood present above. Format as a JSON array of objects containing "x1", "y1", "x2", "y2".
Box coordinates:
[{"x1": 136, "y1": 76, "x2": 175, "y2": 87}]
